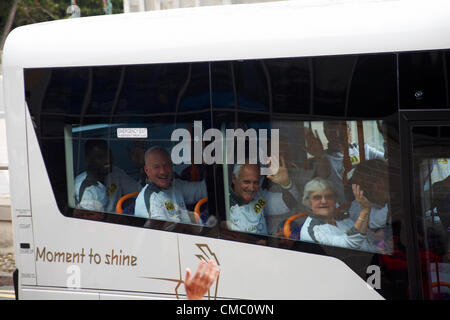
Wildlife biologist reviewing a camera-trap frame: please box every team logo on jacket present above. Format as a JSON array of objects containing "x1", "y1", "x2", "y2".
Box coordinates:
[
  {"x1": 165, "y1": 201, "x2": 175, "y2": 211},
  {"x1": 253, "y1": 198, "x2": 266, "y2": 214},
  {"x1": 350, "y1": 155, "x2": 360, "y2": 165}
]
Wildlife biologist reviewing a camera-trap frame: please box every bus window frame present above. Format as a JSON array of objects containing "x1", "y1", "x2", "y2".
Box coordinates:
[{"x1": 24, "y1": 51, "x2": 450, "y2": 300}]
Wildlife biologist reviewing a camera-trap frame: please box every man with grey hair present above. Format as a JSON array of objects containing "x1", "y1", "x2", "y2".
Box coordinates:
[
  {"x1": 228, "y1": 158, "x2": 299, "y2": 235},
  {"x1": 134, "y1": 146, "x2": 207, "y2": 223}
]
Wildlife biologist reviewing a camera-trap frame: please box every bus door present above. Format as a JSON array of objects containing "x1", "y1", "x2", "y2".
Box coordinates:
[{"x1": 401, "y1": 111, "x2": 450, "y2": 300}]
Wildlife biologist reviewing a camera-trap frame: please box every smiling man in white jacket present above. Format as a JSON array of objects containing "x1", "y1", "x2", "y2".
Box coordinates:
[
  {"x1": 228, "y1": 158, "x2": 299, "y2": 235},
  {"x1": 134, "y1": 146, "x2": 206, "y2": 224}
]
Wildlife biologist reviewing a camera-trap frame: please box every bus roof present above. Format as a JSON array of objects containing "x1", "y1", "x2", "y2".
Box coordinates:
[{"x1": 2, "y1": 0, "x2": 450, "y2": 68}]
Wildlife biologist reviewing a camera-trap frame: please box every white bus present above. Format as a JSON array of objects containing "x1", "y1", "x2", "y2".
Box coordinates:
[{"x1": 2, "y1": 0, "x2": 450, "y2": 300}]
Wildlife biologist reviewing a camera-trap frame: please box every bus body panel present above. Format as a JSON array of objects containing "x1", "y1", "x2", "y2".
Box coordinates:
[
  {"x1": 23, "y1": 108, "x2": 381, "y2": 298},
  {"x1": 3, "y1": 68, "x2": 31, "y2": 217},
  {"x1": 21, "y1": 287, "x2": 100, "y2": 300},
  {"x1": 178, "y1": 233, "x2": 383, "y2": 299},
  {"x1": 25, "y1": 114, "x2": 381, "y2": 298},
  {"x1": 3, "y1": 67, "x2": 34, "y2": 289}
]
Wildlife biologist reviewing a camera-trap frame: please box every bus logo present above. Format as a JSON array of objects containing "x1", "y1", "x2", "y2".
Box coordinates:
[{"x1": 140, "y1": 243, "x2": 220, "y2": 300}]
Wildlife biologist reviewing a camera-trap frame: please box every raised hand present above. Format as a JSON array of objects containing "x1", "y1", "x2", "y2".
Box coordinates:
[
  {"x1": 267, "y1": 156, "x2": 290, "y2": 187},
  {"x1": 352, "y1": 184, "x2": 371, "y2": 211}
]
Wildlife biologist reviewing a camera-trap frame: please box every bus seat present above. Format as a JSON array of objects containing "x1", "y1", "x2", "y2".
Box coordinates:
[
  {"x1": 289, "y1": 224, "x2": 302, "y2": 240},
  {"x1": 116, "y1": 192, "x2": 139, "y2": 214},
  {"x1": 431, "y1": 281, "x2": 450, "y2": 299},
  {"x1": 283, "y1": 212, "x2": 309, "y2": 238},
  {"x1": 283, "y1": 201, "x2": 353, "y2": 239},
  {"x1": 180, "y1": 165, "x2": 209, "y2": 222}
]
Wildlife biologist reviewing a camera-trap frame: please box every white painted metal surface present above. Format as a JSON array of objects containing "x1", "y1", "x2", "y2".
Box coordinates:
[{"x1": 3, "y1": 0, "x2": 450, "y2": 69}]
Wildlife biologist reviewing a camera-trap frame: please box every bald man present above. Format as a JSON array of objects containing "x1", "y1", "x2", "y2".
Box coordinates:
[{"x1": 134, "y1": 147, "x2": 207, "y2": 223}]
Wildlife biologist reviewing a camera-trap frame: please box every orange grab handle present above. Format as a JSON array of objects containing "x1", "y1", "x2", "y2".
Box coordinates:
[
  {"x1": 194, "y1": 198, "x2": 208, "y2": 223},
  {"x1": 115, "y1": 192, "x2": 139, "y2": 214},
  {"x1": 432, "y1": 281, "x2": 450, "y2": 288},
  {"x1": 283, "y1": 212, "x2": 309, "y2": 238}
]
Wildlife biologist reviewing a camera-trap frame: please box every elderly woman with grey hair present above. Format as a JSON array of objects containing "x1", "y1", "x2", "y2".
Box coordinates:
[{"x1": 299, "y1": 177, "x2": 372, "y2": 250}]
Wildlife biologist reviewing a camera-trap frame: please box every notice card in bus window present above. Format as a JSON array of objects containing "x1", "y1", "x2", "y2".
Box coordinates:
[{"x1": 117, "y1": 128, "x2": 148, "y2": 139}]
